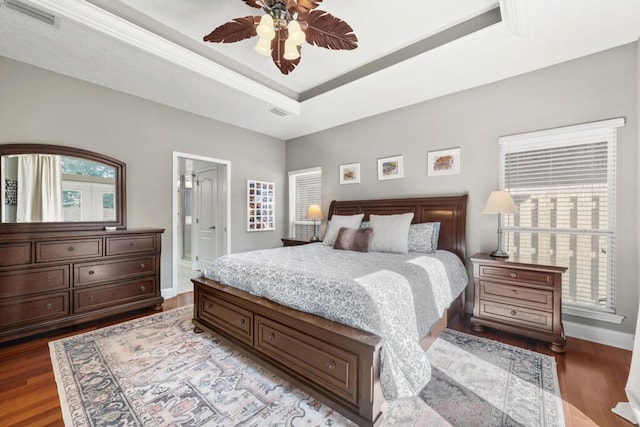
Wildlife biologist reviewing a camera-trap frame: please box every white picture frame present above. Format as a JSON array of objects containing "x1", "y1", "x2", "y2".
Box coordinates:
[
  {"x1": 339, "y1": 163, "x2": 361, "y2": 184},
  {"x1": 377, "y1": 155, "x2": 404, "y2": 181},
  {"x1": 427, "y1": 147, "x2": 461, "y2": 176},
  {"x1": 247, "y1": 179, "x2": 275, "y2": 232}
]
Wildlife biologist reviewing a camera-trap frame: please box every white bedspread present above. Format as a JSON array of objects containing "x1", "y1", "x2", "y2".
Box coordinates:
[{"x1": 202, "y1": 243, "x2": 468, "y2": 400}]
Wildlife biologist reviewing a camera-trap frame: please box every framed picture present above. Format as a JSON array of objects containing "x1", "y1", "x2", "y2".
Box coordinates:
[
  {"x1": 247, "y1": 179, "x2": 275, "y2": 232},
  {"x1": 377, "y1": 155, "x2": 404, "y2": 181},
  {"x1": 339, "y1": 163, "x2": 360, "y2": 184},
  {"x1": 427, "y1": 147, "x2": 461, "y2": 176}
]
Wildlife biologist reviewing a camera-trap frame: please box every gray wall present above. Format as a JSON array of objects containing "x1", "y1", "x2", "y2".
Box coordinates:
[
  {"x1": 0, "y1": 56, "x2": 286, "y2": 291},
  {"x1": 286, "y1": 43, "x2": 639, "y2": 334}
]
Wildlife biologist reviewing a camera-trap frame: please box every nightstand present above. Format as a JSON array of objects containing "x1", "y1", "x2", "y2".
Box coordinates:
[
  {"x1": 470, "y1": 253, "x2": 568, "y2": 353},
  {"x1": 281, "y1": 238, "x2": 315, "y2": 247}
]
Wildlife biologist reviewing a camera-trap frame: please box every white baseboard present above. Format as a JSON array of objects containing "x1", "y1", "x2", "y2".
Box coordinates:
[
  {"x1": 161, "y1": 288, "x2": 176, "y2": 299},
  {"x1": 563, "y1": 320, "x2": 634, "y2": 351},
  {"x1": 463, "y1": 301, "x2": 633, "y2": 350}
]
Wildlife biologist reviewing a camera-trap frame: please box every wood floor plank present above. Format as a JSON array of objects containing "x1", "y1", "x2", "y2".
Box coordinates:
[{"x1": 0, "y1": 292, "x2": 634, "y2": 426}]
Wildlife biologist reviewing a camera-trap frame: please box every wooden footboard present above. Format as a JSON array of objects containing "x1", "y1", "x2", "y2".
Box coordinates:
[{"x1": 192, "y1": 277, "x2": 385, "y2": 427}]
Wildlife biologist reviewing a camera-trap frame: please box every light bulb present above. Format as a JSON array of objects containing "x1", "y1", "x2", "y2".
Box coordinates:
[
  {"x1": 255, "y1": 37, "x2": 272, "y2": 56},
  {"x1": 287, "y1": 20, "x2": 304, "y2": 45},
  {"x1": 283, "y1": 38, "x2": 300, "y2": 60},
  {"x1": 256, "y1": 14, "x2": 275, "y2": 40}
]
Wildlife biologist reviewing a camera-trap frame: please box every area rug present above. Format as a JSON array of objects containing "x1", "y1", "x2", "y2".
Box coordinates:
[{"x1": 49, "y1": 307, "x2": 564, "y2": 426}]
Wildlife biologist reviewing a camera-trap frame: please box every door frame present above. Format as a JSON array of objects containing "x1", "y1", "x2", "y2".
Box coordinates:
[{"x1": 169, "y1": 151, "x2": 231, "y2": 298}]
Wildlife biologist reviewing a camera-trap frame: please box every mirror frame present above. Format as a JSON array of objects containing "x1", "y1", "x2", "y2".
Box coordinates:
[{"x1": 0, "y1": 143, "x2": 126, "y2": 233}]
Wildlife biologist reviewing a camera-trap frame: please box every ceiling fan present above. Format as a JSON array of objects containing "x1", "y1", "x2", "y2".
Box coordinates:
[{"x1": 203, "y1": 0, "x2": 358, "y2": 75}]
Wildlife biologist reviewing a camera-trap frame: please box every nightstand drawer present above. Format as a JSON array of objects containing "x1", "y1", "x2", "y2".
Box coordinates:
[
  {"x1": 479, "y1": 265, "x2": 554, "y2": 286},
  {"x1": 479, "y1": 300, "x2": 553, "y2": 331},
  {"x1": 479, "y1": 280, "x2": 553, "y2": 310}
]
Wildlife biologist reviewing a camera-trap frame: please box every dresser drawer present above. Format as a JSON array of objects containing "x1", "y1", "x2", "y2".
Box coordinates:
[
  {"x1": 479, "y1": 265, "x2": 554, "y2": 286},
  {"x1": 255, "y1": 315, "x2": 358, "y2": 404},
  {"x1": 74, "y1": 278, "x2": 155, "y2": 313},
  {"x1": 0, "y1": 266, "x2": 69, "y2": 298},
  {"x1": 105, "y1": 235, "x2": 158, "y2": 256},
  {"x1": 0, "y1": 242, "x2": 31, "y2": 267},
  {"x1": 0, "y1": 292, "x2": 69, "y2": 329},
  {"x1": 479, "y1": 280, "x2": 553, "y2": 311},
  {"x1": 74, "y1": 256, "x2": 156, "y2": 287},
  {"x1": 199, "y1": 294, "x2": 253, "y2": 345},
  {"x1": 478, "y1": 300, "x2": 553, "y2": 331},
  {"x1": 36, "y1": 239, "x2": 102, "y2": 262}
]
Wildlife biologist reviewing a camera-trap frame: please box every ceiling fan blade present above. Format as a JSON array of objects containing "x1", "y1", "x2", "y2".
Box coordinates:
[
  {"x1": 242, "y1": 0, "x2": 262, "y2": 8},
  {"x1": 302, "y1": 10, "x2": 357, "y2": 50},
  {"x1": 203, "y1": 16, "x2": 260, "y2": 43},
  {"x1": 293, "y1": 0, "x2": 322, "y2": 17},
  {"x1": 271, "y1": 30, "x2": 301, "y2": 74}
]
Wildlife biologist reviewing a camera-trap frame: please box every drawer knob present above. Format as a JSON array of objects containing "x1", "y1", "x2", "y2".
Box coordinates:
[
  {"x1": 88, "y1": 295, "x2": 95, "y2": 302},
  {"x1": 140, "y1": 263, "x2": 146, "y2": 269},
  {"x1": 205, "y1": 303, "x2": 213, "y2": 310},
  {"x1": 45, "y1": 276, "x2": 53, "y2": 282},
  {"x1": 511, "y1": 289, "x2": 518, "y2": 296},
  {"x1": 45, "y1": 303, "x2": 53, "y2": 310},
  {"x1": 510, "y1": 272, "x2": 517, "y2": 278},
  {"x1": 129, "y1": 242, "x2": 134, "y2": 247},
  {"x1": 326, "y1": 361, "x2": 336, "y2": 371},
  {"x1": 140, "y1": 285, "x2": 146, "y2": 292},
  {"x1": 88, "y1": 270, "x2": 95, "y2": 275},
  {"x1": 268, "y1": 333, "x2": 275, "y2": 340},
  {"x1": 510, "y1": 310, "x2": 517, "y2": 316},
  {"x1": 237, "y1": 318, "x2": 245, "y2": 325},
  {"x1": 68, "y1": 246, "x2": 75, "y2": 252}
]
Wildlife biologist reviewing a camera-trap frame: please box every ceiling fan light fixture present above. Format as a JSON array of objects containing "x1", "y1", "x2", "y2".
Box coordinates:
[
  {"x1": 256, "y1": 14, "x2": 275, "y2": 39},
  {"x1": 254, "y1": 37, "x2": 272, "y2": 56},
  {"x1": 286, "y1": 20, "x2": 304, "y2": 45},
  {"x1": 283, "y1": 39, "x2": 300, "y2": 60}
]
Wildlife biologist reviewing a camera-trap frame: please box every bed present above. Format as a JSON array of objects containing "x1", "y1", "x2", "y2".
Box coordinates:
[{"x1": 191, "y1": 194, "x2": 468, "y2": 426}]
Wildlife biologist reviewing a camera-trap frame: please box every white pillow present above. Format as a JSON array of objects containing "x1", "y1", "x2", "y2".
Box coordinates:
[
  {"x1": 368, "y1": 213, "x2": 415, "y2": 254},
  {"x1": 322, "y1": 214, "x2": 365, "y2": 246}
]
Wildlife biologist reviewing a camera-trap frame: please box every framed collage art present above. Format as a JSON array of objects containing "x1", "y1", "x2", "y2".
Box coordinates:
[{"x1": 247, "y1": 179, "x2": 275, "y2": 231}]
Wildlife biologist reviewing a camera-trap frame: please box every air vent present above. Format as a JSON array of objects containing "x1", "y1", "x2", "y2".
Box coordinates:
[
  {"x1": 270, "y1": 107, "x2": 290, "y2": 117},
  {"x1": 4, "y1": 0, "x2": 56, "y2": 25}
]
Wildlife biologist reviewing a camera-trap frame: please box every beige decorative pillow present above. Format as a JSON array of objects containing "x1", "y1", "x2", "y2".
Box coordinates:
[
  {"x1": 333, "y1": 227, "x2": 373, "y2": 252},
  {"x1": 368, "y1": 212, "x2": 415, "y2": 254}
]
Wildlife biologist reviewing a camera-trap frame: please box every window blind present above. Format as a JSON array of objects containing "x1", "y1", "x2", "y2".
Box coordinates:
[
  {"x1": 288, "y1": 168, "x2": 321, "y2": 240},
  {"x1": 499, "y1": 118, "x2": 623, "y2": 313}
]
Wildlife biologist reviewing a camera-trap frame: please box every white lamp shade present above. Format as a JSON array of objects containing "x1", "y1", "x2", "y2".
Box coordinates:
[
  {"x1": 305, "y1": 204, "x2": 323, "y2": 220},
  {"x1": 254, "y1": 37, "x2": 272, "y2": 56},
  {"x1": 287, "y1": 20, "x2": 305, "y2": 45},
  {"x1": 283, "y1": 38, "x2": 300, "y2": 60},
  {"x1": 256, "y1": 14, "x2": 275, "y2": 40},
  {"x1": 482, "y1": 191, "x2": 517, "y2": 214}
]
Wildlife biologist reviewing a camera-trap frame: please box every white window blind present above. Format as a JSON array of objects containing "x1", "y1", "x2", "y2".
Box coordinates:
[
  {"x1": 499, "y1": 118, "x2": 624, "y2": 316},
  {"x1": 288, "y1": 167, "x2": 321, "y2": 240}
]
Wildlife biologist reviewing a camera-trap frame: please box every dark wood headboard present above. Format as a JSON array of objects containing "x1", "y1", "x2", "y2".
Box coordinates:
[{"x1": 327, "y1": 194, "x2": 468, "y2": 262}]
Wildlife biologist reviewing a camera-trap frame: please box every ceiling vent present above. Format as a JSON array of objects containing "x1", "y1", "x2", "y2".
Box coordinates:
[
  {"x1": 270, "y1": 107, "x2": 290, "y2": 117},
  {"x1": 4, "y1": 0, "x2": 56, "y2": 26}
]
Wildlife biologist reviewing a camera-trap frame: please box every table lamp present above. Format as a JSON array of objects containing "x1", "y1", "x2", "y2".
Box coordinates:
[
  {"x1": 482, "y1": 190, "x2": 517, "y2": 258},
  {"x1": 305, "y1": 204, "x2": 323, "y2": 242}
]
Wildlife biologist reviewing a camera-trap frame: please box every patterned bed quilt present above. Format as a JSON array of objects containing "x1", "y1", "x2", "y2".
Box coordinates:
[{"x1": 201, "y1": 243, "x2": 468, "y2": 400}]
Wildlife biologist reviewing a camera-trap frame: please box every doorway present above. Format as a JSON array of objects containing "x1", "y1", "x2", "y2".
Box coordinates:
[{"x1": 171, "y1": 152, "x2": 231, "y2": 297}]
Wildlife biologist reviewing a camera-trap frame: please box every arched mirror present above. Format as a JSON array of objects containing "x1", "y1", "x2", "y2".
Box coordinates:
[{"x1": 0, "y1": 144, "x2": 126, "y2": 232}]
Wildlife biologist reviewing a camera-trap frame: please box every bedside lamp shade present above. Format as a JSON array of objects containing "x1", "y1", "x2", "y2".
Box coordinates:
[
  {"x1": 483, "y1": 191, "x2": 517, "y2": 258},
  {"x1": 305, "y1": 204, "x2": 323, "y2": 242}
]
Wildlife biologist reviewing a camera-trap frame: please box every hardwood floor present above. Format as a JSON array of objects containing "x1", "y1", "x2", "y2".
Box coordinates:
[{"x1": 0, "y1": 292, "x2": 633, "y2": 427}]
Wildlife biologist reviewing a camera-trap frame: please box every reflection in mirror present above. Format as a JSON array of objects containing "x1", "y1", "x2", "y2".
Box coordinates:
[{"x1": 1, "y1": 154, "x2": 116, "y2": 223}]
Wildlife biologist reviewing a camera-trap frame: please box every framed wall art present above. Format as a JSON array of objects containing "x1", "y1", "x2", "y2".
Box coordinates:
[
  {"x1": 377, "y1": 155, "x2": 404, "y2": 181},
  {"x1": 247, "y1": 179, "x2": 275, "y2": 232},
  {"x1": 427, "y1": 147, "x2": 461, "y2": 176},
  {"x1": 339, "y1": 163, "x2": 361, "y2": 184}
]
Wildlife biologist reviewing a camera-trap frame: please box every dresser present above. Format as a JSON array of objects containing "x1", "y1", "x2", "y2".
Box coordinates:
[
  {"x1": 470, "y1": 253, "x2": 567, "y2": 352},
  {"x1": 0, "y1": 228, "x2": 164, "y2": 343}
]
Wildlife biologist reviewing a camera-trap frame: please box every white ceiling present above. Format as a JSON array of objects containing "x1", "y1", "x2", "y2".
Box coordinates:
[{"x1": 1, "y1": 0, "x2": 639, "y2": 140}]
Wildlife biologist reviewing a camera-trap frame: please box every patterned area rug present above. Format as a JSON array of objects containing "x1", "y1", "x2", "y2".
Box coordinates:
[{"x1": 49, "y1": 307, "x2": 564, "y2": 426}]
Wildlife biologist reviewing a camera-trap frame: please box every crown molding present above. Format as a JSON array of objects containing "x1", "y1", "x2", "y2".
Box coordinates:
[{"x1": 26, "y1": 0, "x2": 301, "y2": 116}]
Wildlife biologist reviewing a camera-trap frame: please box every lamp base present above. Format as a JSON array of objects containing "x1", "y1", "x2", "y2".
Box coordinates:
[
  {"x1": 309, "y1": 235, "x2": 320, "y2": 242},
  {"x1": 490, "y1": 249, "x2": 509, "y2": 258}
]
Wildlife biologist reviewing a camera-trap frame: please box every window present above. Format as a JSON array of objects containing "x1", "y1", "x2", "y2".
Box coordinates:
[
  {"x1": 288, "y1": 167, "x2": 321, "y2": 240},
  {"x1": 499, "y1": 118, "x2": 624, "y2": 322}
]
